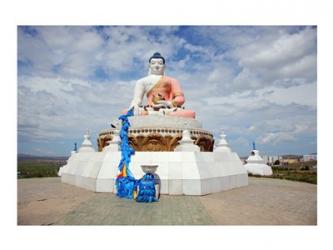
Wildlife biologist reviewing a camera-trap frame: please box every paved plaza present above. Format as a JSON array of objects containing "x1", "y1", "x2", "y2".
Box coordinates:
[{"x1": 17, "y1": 177, "x2": 317, "y2": 225}]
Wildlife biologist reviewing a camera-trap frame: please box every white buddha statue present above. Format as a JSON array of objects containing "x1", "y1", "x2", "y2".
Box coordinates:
[{"x1": 125, "y1": 52, "x2": 195, "y2": 119}]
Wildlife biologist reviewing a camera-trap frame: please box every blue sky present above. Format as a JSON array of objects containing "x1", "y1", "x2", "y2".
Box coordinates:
[{"x1": 17, "y1": 26, "x2": 317, "y2": 157}]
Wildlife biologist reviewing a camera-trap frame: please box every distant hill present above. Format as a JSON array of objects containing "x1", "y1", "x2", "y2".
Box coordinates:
[{"x1": 18, "y1": 154, "x2": 67, "y2": 161}]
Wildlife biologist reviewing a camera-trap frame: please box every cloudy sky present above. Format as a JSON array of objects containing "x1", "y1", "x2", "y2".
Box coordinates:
[{"x1": 17, "y1": 26, "x2": 317, "y2": 157}]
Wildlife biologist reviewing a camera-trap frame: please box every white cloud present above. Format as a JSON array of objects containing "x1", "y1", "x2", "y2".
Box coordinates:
[
  {"x1": 238, "y1": 28, "x2": 316, "y2": 69},
  {"x1": 248, "y1": 125, "x2": 256, "y2": 131},
  {"x1": 231, "y1": 27, "x2": 317, "y2": 89},
  {"x1": 259, "y1": 132, "x2": 296, "y2": 145},
  {"x1": 258, "y1": 121, "x2": 315, "y2": 145},
  {"x1": 18, "y1": 75, "x2": 136, "y2": 144},
  {"x1": 101, "y1": 26, "x2": 185, "y2": 73},
  {"x1": 18, "y1": 26, "x2": 105, "y2": 78},
  {"x1": 263, "y1": 82, "x2": 317, "y2": 107}
]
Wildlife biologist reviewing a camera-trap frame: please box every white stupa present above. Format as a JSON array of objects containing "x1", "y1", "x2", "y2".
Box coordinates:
[
  {"x1": 175, "y1": 130, "x2": 200, "y2": 152},
  {"x1": 78, "y1": 130, "x2": 95, "y2": 153},
  {"x1": 214, "y1": 130, "x2": 231, "y2": 153},
  {"x1": 244, "y1": 143, "x2": 273, "y2": 176}
]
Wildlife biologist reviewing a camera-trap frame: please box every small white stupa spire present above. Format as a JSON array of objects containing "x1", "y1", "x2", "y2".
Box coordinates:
[
  {"x1": 78, "y1": 129, "x2": 95, "y2": 153},
  {"x1": 175, "y1": 130, "x2": 200, "y2": 152},
  {"x1": 214, "y1": 129, "x2": 231, "y2": 152},
  {"x1": 103, "y1": 129, "x2": 121, "y2": 152},
  {"x1": 70, "y1": 142, "x2": 78, "y2": 156}
]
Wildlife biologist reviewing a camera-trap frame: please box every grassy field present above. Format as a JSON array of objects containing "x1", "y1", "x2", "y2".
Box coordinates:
[
  {"x1": 18, "y1": 159, "x2": 66, "y2": 178},
  {"x1": 249, "y1": 164, "x2": 317, "y2": 184}
]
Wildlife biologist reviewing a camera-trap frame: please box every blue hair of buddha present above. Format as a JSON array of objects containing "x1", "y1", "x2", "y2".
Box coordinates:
[{"x1": 149, "y1": 52, "x2": 165, "y2": 64}]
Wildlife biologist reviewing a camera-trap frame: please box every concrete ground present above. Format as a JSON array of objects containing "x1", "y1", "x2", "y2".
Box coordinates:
[{"x1": 17, "y1": 177, "x2": 317, "y2": 225}]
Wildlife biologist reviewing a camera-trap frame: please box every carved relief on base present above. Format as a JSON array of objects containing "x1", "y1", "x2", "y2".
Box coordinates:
[
  {"x1": 97, "y1": 129, "x2": 214, "y2": 152},
  {"x1": 194, "y1": 136, "x2": 215, "y2": 152},
  {"x1": 129, "y1": 134, "x2": 182, "y2": 152}
]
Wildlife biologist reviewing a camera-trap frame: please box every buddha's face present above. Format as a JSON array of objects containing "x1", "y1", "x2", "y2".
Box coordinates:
[{"x1": 149, "y1": 58, "x2": 165, "y2": 75}]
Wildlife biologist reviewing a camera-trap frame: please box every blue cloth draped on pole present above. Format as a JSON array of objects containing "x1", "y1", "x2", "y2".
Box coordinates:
[
  {"x1": 115, "y1": 108, "x2": 137, "y2": 199},
  {"x1": 115, "y1": 107, "x2": 159, "y2": 202}
]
